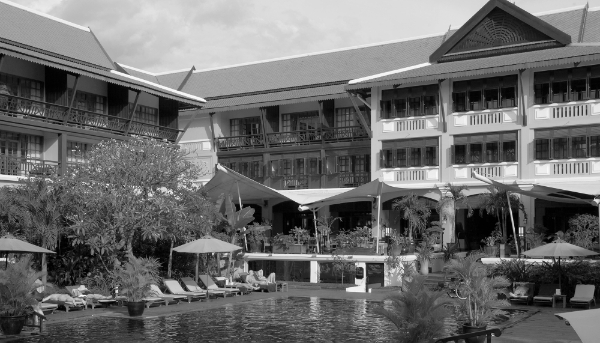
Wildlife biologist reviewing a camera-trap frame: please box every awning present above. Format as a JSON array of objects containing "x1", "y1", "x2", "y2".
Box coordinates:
[
  {"x1": 301, "y1": 179, "x2": 442, "y2": 209},
  {"x1": 472, "y1": 171, "x2": 599, "y2": 205},
  {"x1": 277, "y1": 188, "x2": 349, "y2": 206},
  {"x1": 555, "y1": 308, "x2": 600, "y2": 343}
]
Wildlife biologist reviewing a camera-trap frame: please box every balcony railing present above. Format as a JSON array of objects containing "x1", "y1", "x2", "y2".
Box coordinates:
[
  {"x1": 338, "y1": 172, "x2": 370, "y2": 187},
  {"x1": 283, "y1": 175, "x2": 309, "y2": 189},
  {"x1": 453, "y1": 108, "x2": 517, "y2": 127},
  {"x1": 215, "y1": 135, "x2": 264, "y2": 151},
  {"x1": 381, "y1": 115, "x2": 439, "y2": 132},
  {"x1": 382, "y1": 167, "x2": 439, "y2": 182},
  {"x1": 0, "y1": 94, "x2": 181, "y2": 142},
  {"x1": 534, "y1": 159, "x2": 600, "y2": 177},
  {"x1": 533, "y1": 101, "x2": 600, "y2": 121},
  {"x1": 453, "y1": 162, "x2": 519, "y2": 180},
  {"x1": 267, "y1": 130, "x2": 321, "y2": 147},
  {"x1": 0, "y1": 154, "x2": 60, "y2": 177},
  {"x1": 322, "y1": 126, "x2": 369, "y2": 142}
]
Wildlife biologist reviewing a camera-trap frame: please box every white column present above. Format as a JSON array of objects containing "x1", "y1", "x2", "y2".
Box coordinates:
[{"x1": 310, "y1": 260, "x2": 320, "y2": 283}]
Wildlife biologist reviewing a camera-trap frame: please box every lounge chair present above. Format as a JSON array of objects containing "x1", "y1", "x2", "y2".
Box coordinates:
[
  {"x1": 198, "y1": 275, "x2": 241, "y2": 296},
  {"x1": 65, "y1": 285, "x2": 117, "y2": 309},
  {"x1": 508, "y1": 282, "x2": 535, "y2": 305},
  {"x1": 533, "y1": 283, "x2": 560, "y2": 306},
  {"x1": 570, "y1": 284, "x2": 596, "y2": 309},
  {"x1": 163, "y1": 279, "x2": 207, "y2": 303},
  {"x1": 180, "y1": 277, "x2": 228, "y2": 298},
  {"x1": 39, "y1": 302, "x2": 58, "y2": 315},
  {"x1": 149, "y1": 284, "x2": 187, "y2": 305},
  {"x1": 42, "y1": 293, "x2": 86, "y2": 312},
  {"x1": 247, "y1": 270, "x2": 277, "y2": 292}
]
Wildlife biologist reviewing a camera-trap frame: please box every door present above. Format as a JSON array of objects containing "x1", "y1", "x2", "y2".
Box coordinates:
[
  {"x1": 0, "y1": 139, "x2": 18, "y2": 175},
  {"x1": 366, "y1": 263, "x2": 384, "y2": 290}
]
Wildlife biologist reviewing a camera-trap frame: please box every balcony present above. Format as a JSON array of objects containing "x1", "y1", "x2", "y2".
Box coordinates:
[
  {"x1": 0, "y1": 154, "x2": 59, "y2": 177},
  {"x1": 381, "y1": 115, "x2": 439, "y2": 133},
  {"x1": 267, "y1": 130, "x2": 321, "y2": 147},
  {"x1": 452, "y1": 108, "x2": 517, "y2": 127},
  {"x1": 0, "y1": 94, "x2": 181, "y2": 142},
  {"x1": 453, "y1": 162, "x2": 519, "y2": 180},
  {"x1": 532, "y1": 101, "x2": 600, "y2": 121},
  {"x1": 322, "y1": 126, "x2": 369, "y2": 142},
  {"x1": 534, "y1": 159, "x2": 600, "y2": 177},
  {"x1": 216, "y1": 135, "x2": 264, "y2": 151},
  {"x1": 283, "y1": 175, "x2": 309, "y2": 189},
  {"x1": 338, "y1": 172, "x2": 370, "y2": 187},
  {"x1": 382, "y1": 167, "x2": 439, "y2": 183}
]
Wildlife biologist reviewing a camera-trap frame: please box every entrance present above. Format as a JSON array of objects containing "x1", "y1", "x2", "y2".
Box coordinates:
[{"x1": 366, "y1": 263, "x2": 384, "y2": 291}]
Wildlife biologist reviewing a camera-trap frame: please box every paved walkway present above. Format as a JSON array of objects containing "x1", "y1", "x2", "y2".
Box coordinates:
[{"x1": 39, "y1": 288, "x2": 588, "y2": 342}]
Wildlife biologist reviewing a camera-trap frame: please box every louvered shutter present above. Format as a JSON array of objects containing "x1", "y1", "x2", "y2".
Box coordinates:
[{"x1": 380, "y1": 150, "x2": 388, "y2": 169}]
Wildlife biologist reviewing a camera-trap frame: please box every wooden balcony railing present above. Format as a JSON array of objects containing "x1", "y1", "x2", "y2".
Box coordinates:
[
  {"x1": 267, "y1": 130, "x2": 321, "y2": 147},
  {"x1": 322, "y1": 126, "x2": 369, "y2": 142},
  {"x1": 0, "y1": 154, "x2": 60, "y2": 177},
  {"x1": 338, "y1": 172, "x2": 370, "y2": 187},
  {"x1": 283, "y1": 175, "x2": 309, "y2": 189},
  {"x1": 0, "y1": 94, "x2": 181, "y2": 142},
  {"x1": 215, "y1": 135, "x2": 264, "y2": 151}
]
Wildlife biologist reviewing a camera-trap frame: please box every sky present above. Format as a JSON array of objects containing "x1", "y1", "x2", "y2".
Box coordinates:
[{"x1": 11, "y1": 0, "x2": 600, "y2": 73}]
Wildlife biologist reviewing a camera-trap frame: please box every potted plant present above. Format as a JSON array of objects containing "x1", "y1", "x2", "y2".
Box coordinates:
[
  {"x1": 416, "y1": 240, "x2": 433, "y2": 276},
  {"x1": 246, "y1": 229, "x2": 264, "y2": 252},
  {"x1": 445, "y1": 254, "x2": 510, "y2": 343},
  {"x1": 289, "y1": 227, "x2": 309, "y2": 254},
  {"x1": 0, "y1": 256, "x2": 43, "y2": 335},
  {"x1": 111, "y1": 256, "x2": 161, "y2": 317},
  {"x1": 480, "y1": 228, "x2": 501, "y2": 257},
  {"x1": 272, "y1": 233, "x2": 294, "y2": 254},
  {"x1": 392, "y1": 194, "x2": 431, "y2": 242},
  {"x1": 316, "y1": 216, "x2": 341, "y2": 252}
]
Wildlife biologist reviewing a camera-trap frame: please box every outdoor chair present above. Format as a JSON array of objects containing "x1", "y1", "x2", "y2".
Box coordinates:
[
  {"x1": 180, "y1": 277, "x2": 227, "y2": 298},
  {"x1": 570, "y1": 284, "x2": 596, "y2": 309},
  {"x1": 65, "y1": 285, "x2": 117, "y2": 309},
  {"x1": 508, "y1": 282, "x2": 535, "y2": 305},
  {"x1": 149, "y1": 284, "x2": 187, "y2": 305},
  {"x1": 163, "y1": 279, "x2": 208, "y2": 303},
  {"x1": 198, "y1": 275, "x2": 241, "y2": 296},
  {"x1": 42, "y1": 293, "x2": 86, "y2": 312},
  {"x1": 533, "y1": 283, "x2": 560, "y2": 306}
]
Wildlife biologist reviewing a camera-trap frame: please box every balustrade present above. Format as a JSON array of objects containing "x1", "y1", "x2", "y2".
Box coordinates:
[
  {"x1": 0, "y1": 154, "x2": 59, "y2": 177},
  {"x1": 381, "y1": 115, "x2": 439, "y2": 132},
  {"x1": 453, "y1": 109, "x2": 516, "y2": 127},
  {"x1": 338, "y1": 172, "x2": 370, "y2": 187},
  {"x1": 267, "y1": 130, "x2": 321, "y2": 147},
  {"x1": 283, "y1": 175, "x2": 309, "y2": 189},
  {"x1": 534, "y1": 159, "x2": 600, "y2": 176},
  {"x1": 533, "y1": 101, "x2": 600, "y2": 120},
  {"x1": 453, "y1": 163, "x2": 518, "y2": 179},
  {"x1": 382, "y1": 167, "x2": 439, "y2": 182},
  {"x1": 322, "y1": 126, "x2": 368, "y2": 142},
  {"x1": 215, "y1": 135, "x2": 264, "y2": 151}
]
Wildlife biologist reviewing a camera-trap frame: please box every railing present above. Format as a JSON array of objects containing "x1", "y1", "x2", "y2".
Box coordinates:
[
  {"x1": 453, "y1": 163, "x2": 519, "y2": 179},
  {"x1": 283, "y1": 175, "x2": 309, "y2": 189},
  {"x1": 453, "y1": 108, "x2": 517, "y2": 127},
  {"x1": 381, "y1": 115, "x2": 439, "y2": 132},
  {"x1": 533, "y1": 101, "x2": 600, "y2": 120},
  {"x1": 0, "y1": 94, "x2": 181, "y2": 141},
  {"x1": 215, "y1": 135, "x2": 264, "y2": 151},
  {"x1": 382, "y1": 167, "x2": 439, "y2": 182},
  {"x1": 267, "y1": 130, "x2": 321, "y2": 147},
  {"x1": 322, "y1": 126, "x2": 369, "y2": 142},
  {"x1": 338, "y1": 172, "x2": 370, "y2": 187},
  {"x1": 0, "y1": 154, "x2": 60, "y2": 177},
  {"x1": 534, "y1": 159, "x2": 600, "y2": 176}
]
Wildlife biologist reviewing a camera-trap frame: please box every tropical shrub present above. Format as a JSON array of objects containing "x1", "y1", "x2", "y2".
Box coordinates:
[
  {"x1": 111, "y1": 256, "x2": 161, "y2": 302},
  {"x1": 0, "y1": 256, "x2": 44, "y2": 316},
  {"x1": 566, "y1": 214, "x2": 599, "y2": 249}
]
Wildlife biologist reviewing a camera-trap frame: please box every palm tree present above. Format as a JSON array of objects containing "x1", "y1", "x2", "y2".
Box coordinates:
[
  {"x1": 479, "y1": 186, "x2": 527, "y2": 254},
  {"x1": 436, "y1": 184, "x2": 471, "y2": 244},
  {"x1": 392, "y1": 194, "x2": 431, "y2": 241}
]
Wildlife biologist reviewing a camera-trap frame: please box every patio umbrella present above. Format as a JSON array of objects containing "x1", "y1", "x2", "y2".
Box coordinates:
[
  {"x1": 0, "y1": 236, "x2": 55, "y2": 268},
  {"x1": 173, "y1": 235, "x2": 242, "y2": 282},
  {"x1": 555, "y1": 308, "x2": 600, "y2": 343},
  {"x1": 522, "y1": 239, "x2": 598, "y2": 289}
]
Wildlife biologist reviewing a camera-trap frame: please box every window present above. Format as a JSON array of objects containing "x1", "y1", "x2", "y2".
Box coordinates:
[
  {"x1": 552, "y1": 81, "x2": 568, "y2": 103},
  {"x1": 533, "y1": 67, "x2": 600, "y2": 104},
  {"x1": 282, "y1": 111, "x2": 318, "y2": 132},
  {"x1": 394, "y1": 99, "x2": 407, "y2": 118},
  {"x1": 591, "y1": 136, "x2": 600, "y2": 157},
  {"x1": 397, "y1": 148, "x2": 407, "y2": 168},
  {"x1": 380, "y1": 149, "x2": 394, "y2": 168},
  {"x1": 295, "y1": 158, "x2": 305, "y2": 175},
  {"x1": 534, "y1": 83, "x2": 550, "y2": 104},
  {"x1": 591, "y1": 77, "x2": 600, "y2": 99},
  {"x1": 484, "y1": 89, "x2": 499, "y2": 109},
  {"x1": 535, "y1": 139, "x2": 550, "y2": 160},
  {"x1": 408, "y1": 97, "x2": 421, "y2": 117},
  {"x1": 380, "y1": 100, "x2": 392, "y2": 119},
  {"x1": 572, "y1": 136, "x2": 587, "y2": 158},
  {"x1": 553, "y1": 138, "x2": 568, "y2": 159},
  {"x1": 452, "y1": 92, "x2": 467, "y2": 112},
  {"x1": 353, "y1": 155, "x2": 369, "y2": 173},
  {"x1": 409, "y1": 148, "x2": 421, "y2": 167},
  {"x1": 571, "y1": 79, "x2": 587, "y2": 101},
  {"x1": 335, "y1": 108, "x2": 355, "y2": 127},
  {"x1": 500, "y1": 86, "x2": 516, "y2": 107},
  {"x1": 251, "y1": 161, "x2": 262, "y2": 178},
  {"x1": 67, "y1": 141, "x2": 91, "y2": 163},
  {"x1": 424, "y1": 146, "x2": 438, "y2": 166},
  {"x1": 338, "y1": 156, "x2": 351, "y2": 173},
  {"x1": 469, "y1": 90, "x2": 482, "y2": 111},
  {"x1": 70, "y1": 90, "x2": 107, "y2": 114},
  {"x1": 132, "y1": 105, "x2": 158, "y2": 125},
  {"x1": 453, "y1": 76, "x2": 517, "y2": 112},
  {"x1": 281, "y1": 159, "x2": 293, "y2": 176},
  {"x1": 230, "y1": 117, "x2": 261, "y2": 136},
  {"x1": 0, "y1": 131, "x2": 43, "y2": 161},
  {"x1": 308, "y1": 158, "x2": 320, "y2": 175},
  {"x1": 382, "y1": 85, "x2": 438, "y2": 118},
  {"x1": 453, "y1": 132, "x2": 517, "y2": 164},
  {"x1": 0, "y1": 73, "x2": 43, "y2": 101}
]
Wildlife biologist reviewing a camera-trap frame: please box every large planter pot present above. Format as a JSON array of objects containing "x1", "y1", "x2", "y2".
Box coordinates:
[
  {"x1": 287, "y1": 244, "x2": 307, "y2": 254},
  {"x1": 419, "y1": 260, "x2": 430, "y2": 275},
  {"x1": 273, "y1": 244, "x2": 287, "y2": 254},
  {"x1": 484, "y1": 246, "x2": 498, "y2": 257},
  {"x1": 462, "y1": 324, "x2": 488, "y2": 343},
  {"x1": 499, "y1": 244, "x2": 512, "y2": 257},
  {"x1": 390, "y1": 246, "x2": 403, "y2": 256},
  {"x1": 249, "y1": 242, "x2": 261, "y2": 253},
  {"x1": 0, "y1": 315, "x2": 27, "y2": 335},
  {"x1": 407, "y1": 243, "x2": 416, "y2": 253},
  {"x1": 126, "y1": 301, "x2": 145, "y2": 317},
  {"x1": 432, "y1": 243, "x2": 442, "y2": 252}
]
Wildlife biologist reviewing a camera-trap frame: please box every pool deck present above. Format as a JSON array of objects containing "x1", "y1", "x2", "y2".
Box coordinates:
[{"x1": 39, "y1": 287, "x2": 586, "y2": 343}]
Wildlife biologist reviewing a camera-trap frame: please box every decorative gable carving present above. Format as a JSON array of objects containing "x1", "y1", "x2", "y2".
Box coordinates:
[{"x1": 449, "y1": 8, "x2": 552, "y2": 54}]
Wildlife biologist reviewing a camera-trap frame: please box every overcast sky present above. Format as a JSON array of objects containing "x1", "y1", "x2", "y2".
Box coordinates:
[{"x1": 13, "y1": 0, "x2": 600, "y2": 73}]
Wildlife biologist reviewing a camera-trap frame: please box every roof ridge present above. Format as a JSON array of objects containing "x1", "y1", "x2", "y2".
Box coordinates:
[
  {"x1": 117, "y1": 63, "x2": 158, "y2": 76},
  {"x1": 348, "y1": 63, "x2": 432, "y2": 85},
  {"x1": 532, "y1": 4, "x2": 587, "y2": 17},
  {"x1": 110, "y1": 70, "x2": 206, "y2": 103},
  {"x1": 0, "y1": 0, "x2": 90, "y2": 32},
  {"x1": 204, "y1": 80, "x2": 347, "y2": 100},
  {"x1": 588, "y1": 6, "x2": 600, "y2": 12},
  {"x1": 155, "y1": 68, "x2": 191, "y2": 76},
  {"x1": 192, "y1": 32, "x2": 447, "y2": 74}
]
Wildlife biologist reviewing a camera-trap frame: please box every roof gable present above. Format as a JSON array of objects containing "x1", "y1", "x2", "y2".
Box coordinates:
[{"x1": 430, "y1": 0, "x2": 571, "y2": 62}]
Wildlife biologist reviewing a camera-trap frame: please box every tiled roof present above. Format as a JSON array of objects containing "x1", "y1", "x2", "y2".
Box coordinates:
[
  {"x1": 179, "y1": 34, "x2": 446, "y2": 99},
  {"x1": 0, "y1": 0, "x2": 114, "y2": 70},
  {"x1": 346, "y1": 46, "x2": 600, "y2": 89},
  {"x1": 156, "y1": 70, "x2": 191, "y2": 89},
  {"x1": 583, "y1": 8, "x2": 600, "y2": 42},
  {"x1": 537, "y1": 7, "x2": 586, "y2": 42}
]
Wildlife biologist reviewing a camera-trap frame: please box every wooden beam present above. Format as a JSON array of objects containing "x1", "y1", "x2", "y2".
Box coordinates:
[
  {"x1": 317, "y1": 101, "x2": 325, "y2": 127},
  {"x1": 0, "y1": 54, "x2": 4, "y2": 72},
  {"x1": 259, "y1": 107, "x2": 269, "y2": 148},
  {"x1": 355, "y1": 94, "x2": 371, "y2": 110},
  {"x1": 518, "y1": 69, "x2": 526, "y2": 126},
  {"x1": 348, "y1": 93, "x2": 372, "y2": 138},
  {"x1": 64, "y1": 74, "x2": 80, "y2": 123},
  {"x1": 209, "y1": 112, "x2": 216, "y2": 152},
  {"x1": 438, "y1": 79, "x2": 446, "y2": 133},
  {"x1": 124, "y1": 90, "x2": 141, "y2": 135},
  {"x1": 175, "y1": 109, "x2": 201, "y2": 144}
]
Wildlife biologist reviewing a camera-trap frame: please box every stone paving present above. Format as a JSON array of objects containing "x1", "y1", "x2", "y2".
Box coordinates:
[{"x1": 39, "y1": 287, "x2": 589, "y2": 342}]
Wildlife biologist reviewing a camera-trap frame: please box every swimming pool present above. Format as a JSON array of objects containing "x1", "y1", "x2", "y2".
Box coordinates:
[{"x1": 21, "y1": 297, "x2": 397, "y2": 342}]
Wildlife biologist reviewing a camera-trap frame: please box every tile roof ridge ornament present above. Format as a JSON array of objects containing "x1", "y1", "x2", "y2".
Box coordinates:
[
  {"x1": 0, "y1": 0, "x2": 90, "y2": 32},
  {"x1": 348, "y1": 63, "x2": 432, "y2": 85},
  {"x1": 191, "y1": 32, "x2": 447, "y2": 74},
  {"x1": 110, "y1": 70, "x2": 207, "y2": 103}
]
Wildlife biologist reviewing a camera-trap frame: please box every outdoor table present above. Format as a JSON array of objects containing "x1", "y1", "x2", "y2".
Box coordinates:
[{"x1": 553, "y1": 294, "x2": 567, "y2": 308}]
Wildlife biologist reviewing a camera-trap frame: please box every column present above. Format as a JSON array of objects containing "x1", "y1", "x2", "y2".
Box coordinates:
[
  {"x1": 310, "y1": 260, "x2": 320, "y2": 283},
  {"x1": 58, "y1": 133, "x2": 67, "y2": 175}
]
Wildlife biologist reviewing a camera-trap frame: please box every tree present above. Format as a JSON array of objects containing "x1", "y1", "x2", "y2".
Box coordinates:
[
  {"x1": 59, "y1": 137, "x2": 207, "y2": 266},
  {"x1": 436, "y1": 184, "x2": 471, "y2": 243},
  {"x1": 567, "y1": 214, "x2": 599, "y2": 249},
  {"x1": 392, "y1": 194, "x2": 431, "y2": 241},
  {"x1": 479, "y1": 186, "x2": 527, "y2": 253}
]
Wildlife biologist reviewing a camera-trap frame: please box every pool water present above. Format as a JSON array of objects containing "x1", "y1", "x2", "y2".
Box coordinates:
[{"x1": 21, "y1": 297, "x2": 397, "y2": 343}]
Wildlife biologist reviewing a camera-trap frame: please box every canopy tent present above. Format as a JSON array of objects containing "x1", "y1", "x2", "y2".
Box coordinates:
[{"x1": 555, "y1": 308, "x2": 600, "y2": 343}]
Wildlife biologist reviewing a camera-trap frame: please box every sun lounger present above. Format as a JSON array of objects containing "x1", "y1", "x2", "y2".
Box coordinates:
[
  {"x1": 163, "y1": 279, "x2": 207, "y2": 303},
  {"x1": 198, "y1": 275, "x2": 241, "y2": 296},
  {"x1": 65, "y1": 285, "x2": 117, "y2": 309},
  {"x1": 508, "y1": 282, "x2": 535, "y2": 305},
  {"x1": 181, "y1": 277, "x2": 228, "y2": 298},
  {"x1": 570, "y1": 284, "x2": 596, "y2": 309},
  {"x1": 533, "y1": 283, "x2": 560, "y2": 306},
  {"x1": 39, "y1": 302, "x2": 58, "y2": 315},
  {"x1": 42, "y1": 293, "x2": 86, "y2": 312},
  {"x1": 149, "y1": 284, "x2": 187, "y2": 305}
]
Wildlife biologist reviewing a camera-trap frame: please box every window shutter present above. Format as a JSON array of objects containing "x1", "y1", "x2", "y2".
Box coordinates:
[
  {"x1": 365, "y1": 154, "x2": 371, "y2": 172},
  {"x1": 257, "y1": 161, "x2": 264, "y2": 177},
  {"x1": 230, "y1": 162, "x2": 238, "y2": 172},
  {"x1": 270, "y1": 160, "x2": 280, "y2": 177},
  {"x1": 380, "y1": 150, "x2": 388, "y2": 169},
  {"x1": 451, "y1": 145, "x2": 455, "y2": 164},
  {"x1": 434, "y1": 146, "x2": 439, "y2": 166},
  {"x1": 334, "y1": 156, "x2": 339, "y2": 173},
  {"x1": 303, "y1": 158, "x2": 308, "y2": 175}
]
